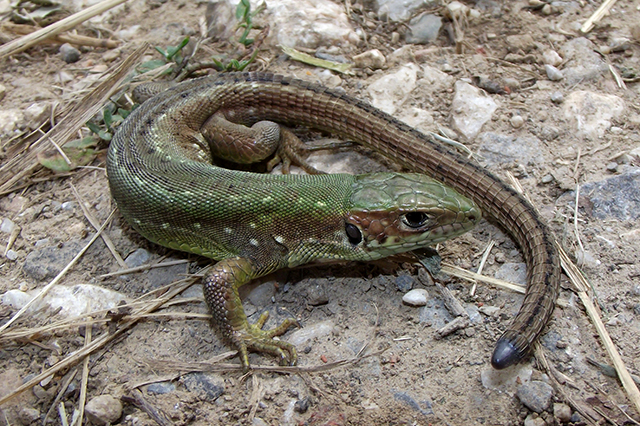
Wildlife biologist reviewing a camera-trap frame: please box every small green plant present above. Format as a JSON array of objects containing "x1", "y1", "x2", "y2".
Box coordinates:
[
  {"x1": 235, "y1": 0, "x2": 265, "y2": 46},
  {"x1": 86, "y1": 107, "x2": 130, "y2": 141},
  {"x1": 137, "y1": 37, "x2": 190, "y2": 75}
]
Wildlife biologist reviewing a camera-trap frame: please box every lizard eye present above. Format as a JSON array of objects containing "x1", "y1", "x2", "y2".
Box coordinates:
[
  {"x1": 402, "y1": 212, "x2": 430, "y2": 229},
  {"x1": 345, "y1": 223, "x2": 362, "y2": 245}
]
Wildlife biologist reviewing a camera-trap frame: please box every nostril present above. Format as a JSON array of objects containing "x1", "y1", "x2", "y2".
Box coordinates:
[{"x1": 468, "y1": 214, "x2": 476, "y2": 222}]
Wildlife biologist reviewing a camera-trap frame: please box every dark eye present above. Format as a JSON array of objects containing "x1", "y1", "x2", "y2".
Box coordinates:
[
  {"x1": 345, "y1": 223, "x2": 362, "y2": 245},
  {"x1": 402, "y1": 212, "x2": 429, "y2": 228}
]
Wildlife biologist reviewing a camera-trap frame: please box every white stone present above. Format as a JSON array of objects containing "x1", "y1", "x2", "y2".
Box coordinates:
[
  {"x1": 268, "y1": 0, "x2": 358, "y2": 48},
  {"x1": 451, "y1": 81, "x2": 498, "y2": 140},
  {"x1": 353, "y1": 49, "x2": 386, "y2": 70},
  {"x1": 563, "y1": 91, "x2": 625, "y2": 139},
  {"x1": 402, "y1": 289, "x2": 429, "y2": 306},
  {"x1": 0, "y1": 109, "x2": 25, "y2": 137},
  {"x1": 367, "y1": 64, "x2": 419, "y2": 115},
  {"x1": 287, "y1": 320, "x2": 334, "y2": 346},
  {"x1": 542, "y1": 49, "x2": 562, "y2": 66},
  {"x1": 398, "y1": 107, "x2": 434, "y2": 133},
  {"x1": 1, "y1": 218, "x2": 16, "y2": 234}
]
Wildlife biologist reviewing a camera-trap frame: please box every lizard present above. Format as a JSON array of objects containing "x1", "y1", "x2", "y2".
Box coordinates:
[{"x1": 106, "y1": 72, "x2": 560, "y2": 371}]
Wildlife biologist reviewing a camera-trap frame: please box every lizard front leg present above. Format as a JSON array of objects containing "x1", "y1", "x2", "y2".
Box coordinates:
[{"x1": 203, "y1": 257, "x2": 299, "y2": 371}]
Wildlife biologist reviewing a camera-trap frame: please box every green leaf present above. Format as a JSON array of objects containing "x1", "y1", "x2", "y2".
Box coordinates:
[{"x1": 136, "y1": 59, "x2": 170, "y2": 74}]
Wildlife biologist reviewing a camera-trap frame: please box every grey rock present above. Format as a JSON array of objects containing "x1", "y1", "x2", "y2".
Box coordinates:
[
  {"x1": 419, "y1": 297, "x2": 453, "y2": 328},
  {"x1": 288, "y1": 320, "x2": 333, "y2": 346},
  {"x1": 562, "y1": 90, "x2": 625, "y2": 139},
  {"x1": 478, "y1": 132, "x2": 544, "y2": 167},
  {"x1": 85, "y1": 394, "x2": 123, "y2": 425},
  {"x1": 124, "y1": 248, "x2": 152, "y2": 268},
  {"x1": 395, "y1": 274, "x2": 414, "y2": 292},
  {"x1": 406, "y1": 14, "x2": 442, "y2": 44},
  {"x1": 524, "y1": 414, "x2": 546, "y2": 426},
  {"x1": 5, "y1": 249, "x2": 18, "y2": 261},
  {"x1": 247, "y1": 281, "x2": 276, "y2": 306},
  {"x1": 146, "y1": 259, "x2": 187, "y2": 287},
  {"x1": 560, "y1": 38, "x2": 608, "y2": 85},
  {"x1": 606, "y1": 162, "x2": 618, "y2": 172},
  {"x1": 182, "y1": 372, "x2": 225, "y2": 399},
  {"x1": 59, "y1": 43, "x2": 81, "y2": 63},
  {"x1": 517, "y1": 380, "x2": 554, "y2": 413},
  {"x1": 580, "y1": 168, "x2": 640, "y2": 220},
  {"x1": 23, "y1": 239, "x2": 85, "y2": 280}
]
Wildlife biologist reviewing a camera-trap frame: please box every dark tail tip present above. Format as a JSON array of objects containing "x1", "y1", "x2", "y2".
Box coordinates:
[{"x1": 491, "y1": 338, "x2": 521, "y2": 369}]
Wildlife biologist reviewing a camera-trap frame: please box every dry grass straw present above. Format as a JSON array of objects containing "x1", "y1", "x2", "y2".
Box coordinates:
[
  {"x1": 0, "y1": 43, "x2": 148, "y2": 196},
  {"x1": 0, "y1": 0, "x2": 126, "y2": 59}
]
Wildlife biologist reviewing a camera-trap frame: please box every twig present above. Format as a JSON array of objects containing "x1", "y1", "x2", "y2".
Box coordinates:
[
  {"x1": 1, "y1": 23, "x2": 119, "y2": 49},
  {"x1": 72, "y1": 318, "x2": 92, "y2": 426},
  {"x1": 122, "y1": 390, "x2": 172, "y2": 426},
  {"x1": 580, "y1": 0, "x2": 618, "y2": 33},
  {"x1": 0, "y1": 0, "x2": 127, "y2": 59},
  {"x1": 99, "y1": 259, "x2": 189, "y2": 277},
  {"x1": 0, "y1": 209, "x2": 116, "y2": 334},
  {"x1": 470, "y1": 240, "x2": 494, "y2": 296},
  {"x1": 71, "y1": 184, "x2": 126, "y2": 268}
]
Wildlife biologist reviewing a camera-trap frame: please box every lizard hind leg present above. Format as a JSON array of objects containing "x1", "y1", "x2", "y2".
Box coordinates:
[{"x1": 202, "y1": 257, "x2": 299, "y2": 371}]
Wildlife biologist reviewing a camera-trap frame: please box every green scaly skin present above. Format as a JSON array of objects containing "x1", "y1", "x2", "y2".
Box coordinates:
[{"x1": 106, "y1": 74, "x2": 480, "y2": 370}]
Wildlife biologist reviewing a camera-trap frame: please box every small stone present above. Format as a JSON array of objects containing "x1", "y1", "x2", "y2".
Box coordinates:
[
  {"x1": 542, "y1": 50, "x2": 562, "y2": 66},
  {"x1": 554, "y1": 402, "x2": 572, "y2": 422},
  {"x1": 541, "y1": 4, "x2": 551, "y2": 15},
  {"x1": 102, "y1": 49, "x2": 121, "y2": 62},
  {"x1": 23, "y1": 103, "x2": 50, "y2": 128},
  {"x1": 550, "y1": 91, "x2": 563, "y2": 103},
  {"x1": 59, "y1": 43, "x2": 81, "y2": 63},
  {"x1": 517, "y1": 380, "x2": 554, "y2": 413},
  {"x1": 524, "y1": 413, "x2": 546, "y2": 426},
  {"x1": 5, "y1": 249, "x2": 18, "y2": 261},
  {"x1": 19, "y1": 407, "x2": 41, "y2": 424},
  {"x1": 541, "y1": 174, "x2": 554, "y2": 184},
  {"x1": 124, "y1": 248, "x2": 152, "y2": 268},
  {"x1": 545, "y1": 64, "x2": 563, "y2": 81},
  {"x1": 1, "y1": 217, "x2": 16, "y2": 234},
  {"x1": 406, "y1": 14, "x2": 442, "y2": 44},
  {"x1": 555, "y1": 338, "x2": 568, "y2": 349},
  {"x1": 402, "y1": 289, "x2": 429, "y2": 306},
  {"x1": 294, "y1": 397, "x2": 310, "y2": 413},
  {"x1": 146, "y1": 382, "x2": 175, "y2": 395},
  {"x1": 353, "y1": 49, "x2": 386, "y2": 70},
  {"x1": 306, "y1": 281, "x2": 329, "y2": 306},
  {"x1": 182, "y1": 373, "x2": 225, "y2": 399},
  {"x1": 510, "y1": 115, "x2": 524, "y2": 128},
  {"x1": 85, "y1": 394, "x2": 123, "y2": 425},
  {"x1": 478, "y1": 305, "x2": 500, "y2": 316},
  {"x1": 606, "y1": 162, "x2": 618, "y2": 172},
  {"x1": 395, "y1": 274, "x2": 414, "y2": 292}
]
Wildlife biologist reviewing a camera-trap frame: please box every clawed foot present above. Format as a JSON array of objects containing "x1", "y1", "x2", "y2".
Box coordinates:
[{"x1": 234, "y1": 311, "x2": 299, "y2": 372}]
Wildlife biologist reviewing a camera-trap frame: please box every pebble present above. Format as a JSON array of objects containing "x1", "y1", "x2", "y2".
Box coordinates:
[
  {"x1": 1, "y1": 217, "x2": 16, "y2": 234},
  {"x1": 495, "y1": 262, "x2": 527, "y2": 286},
  {"x1": 59, "y1": 43, "x2": 81, "y2": 63},
  {"x1": 554, "y1": 402, "x2": 572, "y2": 422},
  {"x1": 124, "y1": 248, "x2": 152, "y2": 268},
  {"x1": 395, "y1": 274, "x2": 414, "y2": 292},
  {"x1": 542, "y1": 49, "x2": 562, "y2": 66},
  {"x1": 545, "y1": 64, "x2": 563, "y2": 81},
  {"x1": 374, "y1": 0, "x2": 427, "y2": 21},
  {"x1": 306, "y1": 280, "x2": 329, "y2": 306},
  {"x1": 288, "y1": 320, "x2": 333, "y2": 346},
  {"x1": 247, "y1": 281, "x2": 276, "y2": 306},
  {"x1": 402, "y1": 289, "x2": 429, "y2": 306},
  {"x1": 85, "y1": 394, "x2": 123, "y2": 425},
  {"x1": 524, "y1": 414, "x2": 546, "y2": 426},
  {"x1": 559, "y1": 37, "x2": 608, "y2": 85},
  {"x1": 541, "y1": 174, "x2": 554, "y2": 184},
  {"x1": 353, "y1": 49, "x2": 386, "y2": 70},
  {"x1": 516, "y1": 380, "x2": 554, "y2": 413},
  {"x1": 550, "y1": 91, "x2": 563, "y2": 103},
  {"x1": 19, "y1": 407, "x2": 41, "y2": 424},
  {"x1": 23, "y1": 239, "x2": 86, "y2": 280},
  {"x1": 5, "y1": 249, "x2": 18, "y2": 261},
  {"x1": 368, "y1": 64, "x2": 418, "y2": 114},
  {"x1": 510, "y1": 115, "x2": 524, "y2": 128},
  {"x1": 478, "y1": 133, "x2": 544, "y2": 167},
  {"x1": 606, "y1": 162, "x2": 618, "y2": 172}
]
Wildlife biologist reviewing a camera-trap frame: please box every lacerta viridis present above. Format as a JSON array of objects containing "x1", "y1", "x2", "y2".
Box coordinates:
[{"x1": 106, "y1": 72, "x2": 560, "y2": 371}]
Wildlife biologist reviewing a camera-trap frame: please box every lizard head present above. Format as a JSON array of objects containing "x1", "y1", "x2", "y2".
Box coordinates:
[{"x1": 344, "y1": 173, "x2": 481, "y2": 260}]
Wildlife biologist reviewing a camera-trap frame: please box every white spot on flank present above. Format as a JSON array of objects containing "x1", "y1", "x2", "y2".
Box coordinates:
[
  {"x1": 249, "y1": 223, "x2": 256, "y2": 229},
  {"x1": 274, "y1": 235, "x2": 285, "y2": 244},
  {"x1": 250, "y1": 239, "x2": 259, "y2": 246},
  {"x1": 162, "y1": 223, "x2": 170, "y2": 229},
  {"x1": 194, "y1": 223, "x2": 201, "y2": 229},
  {"x1": 224, "y1": 227, "x2": 233, "y2": 234},
  {"x1": 316, "y1": 201, "x2": 326, "y2": 207}
]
